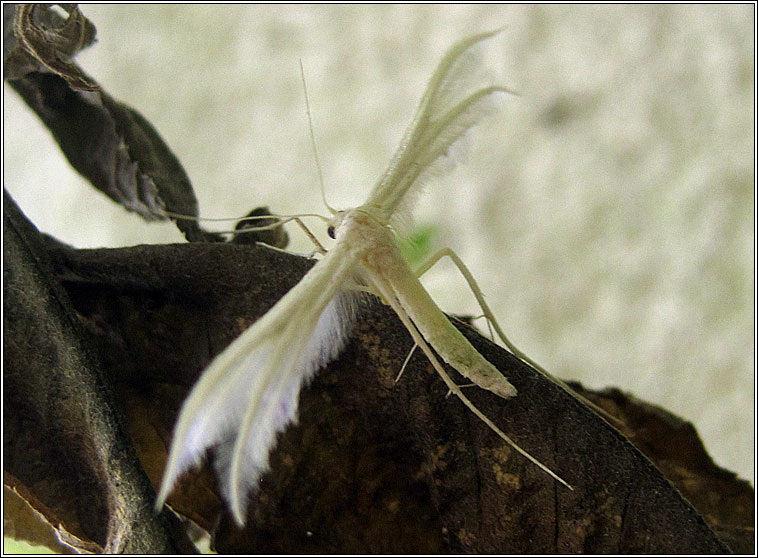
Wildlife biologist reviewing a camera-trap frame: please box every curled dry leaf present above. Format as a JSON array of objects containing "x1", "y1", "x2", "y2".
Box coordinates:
[
  {"x1": 4, "y1": 4, "x2": 213, "y2": 242},
  {"x1": 5, "y1": 4, "x2": 97, "y2": 90}
]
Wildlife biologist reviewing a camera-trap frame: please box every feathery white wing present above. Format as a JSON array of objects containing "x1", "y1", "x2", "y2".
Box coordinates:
[
  {"x1": 364, "y1": 30, "x2": 514, "y2": 234},
  {"x1": 157, "y1": 242, "x2": 360, "y2": 525}
]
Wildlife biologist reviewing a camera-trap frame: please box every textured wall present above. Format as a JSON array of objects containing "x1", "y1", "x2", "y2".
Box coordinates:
[{"x1": 4, "y1": 5, "x2": 753, "y2": 484}]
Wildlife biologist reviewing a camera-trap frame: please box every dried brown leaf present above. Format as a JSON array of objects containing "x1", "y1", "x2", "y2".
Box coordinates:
[
  {"x1": 3, "y1": 191, "x2": 195, "y2": 553},
  {"x1": 5, "y1": 5, "x2": 214, "y2": 242},
  {"x1": 5, "y1": 4, "x2": 97, "y2": 90},
  {"x1": 41, "y1": 237, "x2": 746, "y2": 554}
]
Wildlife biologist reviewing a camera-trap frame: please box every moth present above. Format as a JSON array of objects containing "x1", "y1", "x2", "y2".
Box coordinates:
[{"x1": 156, "y1": 30, "x2": 570, "y2": 526}]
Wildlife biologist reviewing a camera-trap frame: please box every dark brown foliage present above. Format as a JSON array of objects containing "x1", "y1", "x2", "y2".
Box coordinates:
[{"x1": 5, "y1": 193, "x2": 752, "y2": 552}]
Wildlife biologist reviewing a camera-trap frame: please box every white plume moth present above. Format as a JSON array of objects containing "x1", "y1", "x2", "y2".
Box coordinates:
[{"x1": 156, "y1": 30, "x2": 571, "y2": 526}]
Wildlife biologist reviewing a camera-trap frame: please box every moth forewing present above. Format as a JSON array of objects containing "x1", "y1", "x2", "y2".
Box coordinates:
[
  {"x1": 225, "y1": 255, "x2": 359, "y2": 522},
  {"x1": 157, "y1": 242, "x2": 360, "y2": 524}
]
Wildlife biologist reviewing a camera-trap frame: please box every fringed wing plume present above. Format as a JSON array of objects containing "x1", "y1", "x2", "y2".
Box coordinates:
[
  {"x1": 157, "y1": 243, "x2": 360, "y2": 525},
  {"x1": 365, "y1": 30, "x2": 514, "y2": 236}
]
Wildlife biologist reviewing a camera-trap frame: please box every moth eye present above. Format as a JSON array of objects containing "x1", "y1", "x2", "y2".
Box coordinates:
[{"x1": 327, "y1": 225, "x2": 336, "y2": 239}]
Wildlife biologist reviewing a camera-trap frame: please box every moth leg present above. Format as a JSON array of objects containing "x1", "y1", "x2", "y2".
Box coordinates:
[
  {"x1": 395, "y1": 343, "x2": 418, "y2": 383},
  {"x1": 414, "y1": 248, "x2": 531, "y2": 360},
  {"x1": 292, "y1": 216, "x2": 328, "y2": 255},
  {"x1": 391, "y1": 337, "x2": 471, "y2": 393},
  {"x1": 258, "y1": 216, "x2": 325, "y2": 258},
  {"x1": 445, "y1": 383, "x2": 476, "y2": 398},
  {"x1": 367, "y1": 273, "x2": 572, "y2": 490},
  {"x1": 416, "y1": 248, "x2": 624, "y2": 429},
  {"x1": 393, "y1": 336, "x2": 476, "y2": 390},
  {"x1": 470, "y1": 313, "x2": 495, "y2": 342}
]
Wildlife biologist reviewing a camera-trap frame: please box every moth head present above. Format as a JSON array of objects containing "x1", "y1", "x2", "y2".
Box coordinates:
[{"x1": 326, "y1": 210, "x2": 347, "y2": 240}]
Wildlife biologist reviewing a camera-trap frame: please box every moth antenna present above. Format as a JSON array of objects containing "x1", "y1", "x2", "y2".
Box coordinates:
[
  {"x1": 300, "y1": 59, "x2": 335, "y2": 215},
  {"x1": 162, "y1": 210, "x2": 327, "y2": 224}
]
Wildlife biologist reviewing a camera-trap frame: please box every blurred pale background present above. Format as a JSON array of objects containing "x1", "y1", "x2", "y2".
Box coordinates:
[{"x1": 4, "y1": 5, "x2": 754, "y2": 485}]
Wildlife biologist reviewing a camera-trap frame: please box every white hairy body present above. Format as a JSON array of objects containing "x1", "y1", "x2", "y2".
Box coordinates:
[{"x1": 157, "y1": 30, "x2": 569, "y2": 526}]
